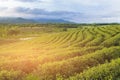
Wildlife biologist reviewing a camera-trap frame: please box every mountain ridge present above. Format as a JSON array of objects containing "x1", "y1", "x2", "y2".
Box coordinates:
[{"x1": 0, "y1": 17, "x2": 73, "y2": 24}]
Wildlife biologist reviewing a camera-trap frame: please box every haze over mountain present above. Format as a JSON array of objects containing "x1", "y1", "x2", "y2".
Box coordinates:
[{"x1": 0, "y1": 17, "x2": 73, "y2": 23}]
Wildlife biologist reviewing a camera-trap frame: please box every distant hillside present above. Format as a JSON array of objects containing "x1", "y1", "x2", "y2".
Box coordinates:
[
  {"x1": 0, "y1": 17, "x2": 36, "y2": 23},
  {"x1": 34, "y1": 18, "x2": 73, "y2": 23},
  {"x1": 0, "y1": 17, "x2": 73, "y2": 24}
]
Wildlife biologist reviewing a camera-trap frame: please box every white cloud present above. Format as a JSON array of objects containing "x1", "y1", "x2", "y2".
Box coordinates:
[{"x1": 0, "y1": 0, "x2": 120, "y2": 23}]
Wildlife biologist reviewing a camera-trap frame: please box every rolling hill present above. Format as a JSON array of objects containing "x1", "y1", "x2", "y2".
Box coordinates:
[{"x1": 0, "y1": 24, "x2": 120, "y2": 80}]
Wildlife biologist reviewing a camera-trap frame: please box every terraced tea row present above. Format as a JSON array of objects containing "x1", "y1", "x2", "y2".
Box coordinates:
[{"x1": 0, "y1": 25, "x2": 120, "y2": 80}]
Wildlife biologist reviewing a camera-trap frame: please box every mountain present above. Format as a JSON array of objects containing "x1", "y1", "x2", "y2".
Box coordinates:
[
  {"x1": 34, "y1": 18, "x2": 73, "y2": 23},
  {"x1": 0, "y1": 17, "x2": 73, "y2": 24},
  {"x1": 0, "y1": 17, "x2": 36, "y2": 23}
]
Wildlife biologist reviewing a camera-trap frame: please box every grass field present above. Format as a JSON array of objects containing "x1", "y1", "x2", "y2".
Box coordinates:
[{"x1": 0, "y1": 24, "x2": 120, "y2": 80}]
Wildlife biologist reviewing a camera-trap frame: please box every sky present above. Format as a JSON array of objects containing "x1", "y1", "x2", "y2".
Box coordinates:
[{"x1": 0, "y1": 0, "x2": 120, "y2": 23}]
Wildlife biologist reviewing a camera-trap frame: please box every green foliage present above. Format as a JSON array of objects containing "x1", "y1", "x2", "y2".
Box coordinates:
[
  {"x1": 0, "y1": 70, "x2": 23, "y2": 80},
  {"x1": 0, "y1": 24, "x2": 120, "y2": 80},
  {"x1": 67, "y1": 58, "x2": 120, "y2": 80},
  {"x1": 23, "y1": 74, "x2": 40, "y2": 80},
  {"x1": 34, "y1": 47, "x2": 120, "y2": 80},
  {"x1": 101, "y1": 34, "x2": 120, "y2": 47}
]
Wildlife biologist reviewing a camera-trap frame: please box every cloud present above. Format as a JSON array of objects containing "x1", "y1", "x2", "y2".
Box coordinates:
[
  {"x1": 16, "y1": 0, "x2": 42, "y2": 2},
  {"x1": 0, "y1": 0, "x2": 8, "y2": 1},
  {"x1": 0, "y1": 0, "x2": 120, "y2": 23},
  {"x1": 13, "y1": 7, "x2": 81, "y2": 19},
  {"x1": 0, "y1": 7, "x2": 8, "y2": 11}
]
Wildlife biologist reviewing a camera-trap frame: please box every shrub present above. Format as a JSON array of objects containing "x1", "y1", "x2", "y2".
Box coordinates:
[{"x1": 0, "y1": 70, "x2": 24, "y2": 80}]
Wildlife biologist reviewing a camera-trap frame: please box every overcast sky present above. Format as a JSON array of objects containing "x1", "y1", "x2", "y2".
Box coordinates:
[{"x1": 0, "y1": 0, "x2": 120, "y2": 23}]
